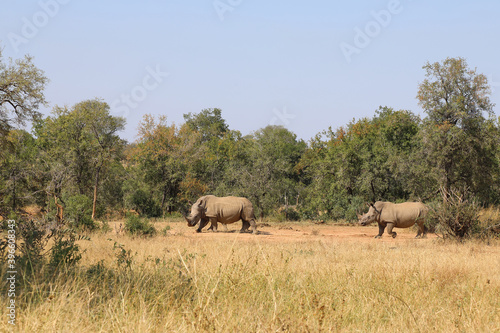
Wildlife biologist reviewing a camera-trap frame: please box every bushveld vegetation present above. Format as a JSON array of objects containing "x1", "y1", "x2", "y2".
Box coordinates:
[
  {"x1": 1, "y1": 47, "x2": 500, "y2": 331},
  {"x1": 0, "y1": 50, "x2": 500, "y2": 229},
  {"x1": 1, "y1": 50, "x2": 500, "y2": 229}
]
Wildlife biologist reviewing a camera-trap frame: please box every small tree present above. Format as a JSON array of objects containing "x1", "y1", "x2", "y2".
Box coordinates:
[{"x1": 431, "y1": 187, "x2": 481, "y2": 240}]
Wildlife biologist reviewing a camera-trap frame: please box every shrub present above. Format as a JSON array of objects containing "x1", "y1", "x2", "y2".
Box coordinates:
[
  {"x1": 65, "y1": 194, "x2": 96, "y2": 230},
  {"x1": 130, "y1": 189, "x2": 162, "y2": 217},
  {"x1": 124, "y1": 214, "x2": 157, "y2": 237},
  {"x1": 1, "y1": 217, "x2": 87, "y2": 281},
  {"x1": 15, "y1": 219, "x2": 46, "y2": 275},
  {"x1": 430, "y1": 187, "x2": 481, "y2": 240},
  {"x1": 48, "y1": 228, "x2": 85, "y2": 271},
  {"x1": 113, "y1": 241, "x2": 135, "y2": 269}
]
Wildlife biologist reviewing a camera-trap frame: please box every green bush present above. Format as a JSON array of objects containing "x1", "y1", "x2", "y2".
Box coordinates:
[
  {"x1": 124, "y1": 215, "x2": 157, "y2": 237},
  {"x1": 1, "y1": 217, "x2": 87, "y2": 281},
  {"x1": 48, "y1": 228, "x2": 84, "y2": 270},
  {"x1": 430, "y1": 187, "x2": 481, "y2": 240},
  {"x1": 65, "y1": 194, "x2": 96, "y2": 230},
  {"x1": 130, "y1": 190, "x2": 162, "y2": 217}
]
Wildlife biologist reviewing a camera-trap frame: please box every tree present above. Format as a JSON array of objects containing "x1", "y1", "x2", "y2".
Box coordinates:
[
  {"x1": 0, "y1": 49, "x2": 47, "y2": 143},
  {"x1": 182, "y1": 108, "x2": 231, "y2": 191},
  {"x1": 417, "y1": 57, "x2": 498, "y2": 203},
  {"x1": 298, "y1": 107, "x2": 422, "y2": 220},
  {"x1": 417, "y1": 57, "x2": 493, "y2": 126},
  {"x1": 183, "y1": 108, "x2": 228, "y2": 143},
  {"x1": 131, "y1": 114, "x2": 186, "y2": 216},
  {"x1": 0, "y1": 130, "x2": 39, "y2": 214},
  {"x1": 74, "y1": 99, "x2": 126, "y2": 219},
  {"x1": 231, "y1": 126, "x2": 306, "y2": 219},
  {"x1": 35, "y1": 99, "x2": 125, "y2": 222}
]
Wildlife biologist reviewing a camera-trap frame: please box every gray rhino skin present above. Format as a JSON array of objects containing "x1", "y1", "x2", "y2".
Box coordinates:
[
  {"x1": 185, "y1": 195, "x2": 257, "y2": 234},
  {"x1": 358, "y1": 201, "x2": 428, "y2": 238}
]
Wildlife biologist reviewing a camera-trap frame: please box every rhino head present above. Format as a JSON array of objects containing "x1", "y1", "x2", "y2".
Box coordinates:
[
  {"x1": 185, "y1": 198, "x2": 206, "y2": 227},
  {"x1": 358, "y1": 203, "x2": 381, "y2": 226}
]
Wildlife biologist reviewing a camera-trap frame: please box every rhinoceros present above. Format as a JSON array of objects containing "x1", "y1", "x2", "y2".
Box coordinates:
[
  {"x1": 184, "y1": 195, "x2": 257, "y2": 234},
  {"x1": 358, "y1": 201, "x2": 428, "y2": 238}
]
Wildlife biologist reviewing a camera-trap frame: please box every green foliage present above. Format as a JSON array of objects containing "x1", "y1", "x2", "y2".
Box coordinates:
[
  {"x1": 130, "y1": 189, "x2": 162, "y2": 217},
  {"x1": 33, "y1": 98, "x2": 125, "y2": 220},
  {"x1": 0, "y1": 130, "x2": 40, "y2": 212},
  {"x1": 429, "y1": 188, "x2": 481, "y2": 240},
  {"x1": 0, "y1": 50, "x2": 48, "y2": 140},
  {"x1": 131, "y1": 114, "x2": 186, "y2": 215},
  {"x1": 64, "y1": 194, "x2": 95, "y2": 230},
  {"x1": 48, "y1": 228, "x2": 85, "y2": 270},
  {"x1": 417, "y1": 57, "x2": 498, "y2": 204},
  {"x1": 230, "y1": 126, "x2": 306, "y2": 219},
  {"x1": 124, "y1": 215, "x2": 157, "y2": 237},
  {"x1": 112, "y1": 241, "x2": 135, "y2": 269},
  {"x1": 183, "y1": 108, "x2": 229, "y2": 142},
  {"x1": 15, "y1": 219, "x2": 46, "y2": 275},
  {"x1": 2, "y1": 217, "x2": 87, "y2": 282},
  {"x1": 1, "y1": 53, "x2": 500, "y2": 224},
  {"x1": 299, "y1": 107, "x2": 423, "y2": 219}
]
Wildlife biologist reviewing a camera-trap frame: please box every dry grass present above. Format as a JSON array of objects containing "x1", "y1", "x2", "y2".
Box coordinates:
[{"x1": 2, "y1": 221, "x2": 500, "y2": 332}]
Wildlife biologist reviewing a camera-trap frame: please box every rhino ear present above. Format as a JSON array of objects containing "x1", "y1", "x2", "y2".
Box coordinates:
[{"x1": 188, "y1": 200, "x2": 193, "y2": 206}]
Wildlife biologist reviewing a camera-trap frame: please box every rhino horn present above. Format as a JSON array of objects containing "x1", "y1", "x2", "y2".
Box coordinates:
[{"x1": 181, "y1": 212, "x2": 190, "y2": 224}]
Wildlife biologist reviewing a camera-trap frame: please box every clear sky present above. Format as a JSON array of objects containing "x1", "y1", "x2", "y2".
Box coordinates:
[{"x1": 1, "y1": 0, "x2": 499, "y2": 143}]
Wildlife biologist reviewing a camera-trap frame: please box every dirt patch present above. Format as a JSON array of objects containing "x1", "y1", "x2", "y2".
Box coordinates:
[{"x1": 111, "y1": 221, "x2": 439, "y2": 244}]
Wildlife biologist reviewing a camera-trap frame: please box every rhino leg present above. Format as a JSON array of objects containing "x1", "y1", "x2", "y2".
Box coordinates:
[
  {"x1": 415, "y1": 221, "x2": 427, "y2": 238},
  {"x1": 386, "y1": 223, "x2": 397, "y2": 238},
  {"x1": 248, "y1": 218, "x2": 258, "y2": 234},
  {"x1": 375, "y1": 223, "x2": 386, "y2": 238},
  {"x1": 207, "y1": 218, "x2": 219, "y2": 232},
  {"x1": 197, "y1": 218, "x2": 210, "y2": 233},
  {"x1": 221, "y1": 223, "x2": 228, "y2": 232},
  {"x1": 240, "y1": 220, "x2": 251, "y2": 233}
]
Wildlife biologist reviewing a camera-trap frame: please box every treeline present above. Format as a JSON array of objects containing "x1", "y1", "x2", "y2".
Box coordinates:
[{"x1": 1, "y1": 52, "x2": 499, "y2": 225}]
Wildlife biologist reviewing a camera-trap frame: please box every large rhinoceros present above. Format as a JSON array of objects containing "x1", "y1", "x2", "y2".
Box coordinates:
[
  {"x1": 184, "y1": 195, "x2": 258, "y2": 234},
  {"x1": 358, "y1": 201, "x2": 428, "y2": 238}
]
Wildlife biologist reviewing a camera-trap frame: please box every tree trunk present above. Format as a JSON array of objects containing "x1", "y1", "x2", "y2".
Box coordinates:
[
  {"x1": 161, "y1": 185, "x2": 168, "y2": 218},
  {"x1": 54, "y1": 194, "x2": 64, "y2": 223},
  {"x1": 92, "y1": 165, "x2": 101, "y2": 220},
  {"x1": 11, "y1": 169, "x2": 17, "y2": 212}
]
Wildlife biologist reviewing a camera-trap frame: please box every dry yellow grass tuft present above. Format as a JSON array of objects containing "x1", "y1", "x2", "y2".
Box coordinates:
[{"x1": 2, "y1": 221, "x2": 500, "y2": 332}]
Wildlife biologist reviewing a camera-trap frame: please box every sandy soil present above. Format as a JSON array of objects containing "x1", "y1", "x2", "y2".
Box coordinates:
[{"x1": 132, "y1": 221, "x2": 440, "y2": 244}]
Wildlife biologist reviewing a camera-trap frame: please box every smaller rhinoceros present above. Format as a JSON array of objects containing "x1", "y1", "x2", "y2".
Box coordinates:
[
  {"x1": 358, "y1": 201, "x2": 428, "y2": 239},
  {"x1": 184, "y1": 195, "x2": 258, "y2": 234}
]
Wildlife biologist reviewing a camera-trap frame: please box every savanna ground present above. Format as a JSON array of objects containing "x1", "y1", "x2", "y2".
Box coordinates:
[{"x1": 2, "y1": 220, "x2": 500, "y2": 332}]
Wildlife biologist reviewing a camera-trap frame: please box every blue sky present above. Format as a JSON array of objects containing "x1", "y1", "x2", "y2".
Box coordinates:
[{"x1": 1, "y1": 0, "x2": 499, "y2": 142}]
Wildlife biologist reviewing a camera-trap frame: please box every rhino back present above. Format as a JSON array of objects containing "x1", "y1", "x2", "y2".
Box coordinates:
[
  {"x1": 207, "y1": 196, "x2": 246, "y2": 223},
  {"x1": 380, "y1": 202, "x2": 427, "y2": 227}
]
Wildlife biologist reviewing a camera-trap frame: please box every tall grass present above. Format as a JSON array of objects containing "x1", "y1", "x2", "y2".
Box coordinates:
[{"x1": 2, "y1": 222, "x2": 500, "y2": 332}]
